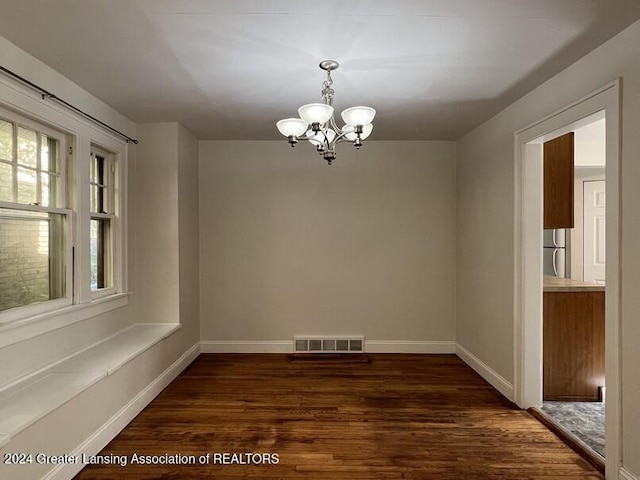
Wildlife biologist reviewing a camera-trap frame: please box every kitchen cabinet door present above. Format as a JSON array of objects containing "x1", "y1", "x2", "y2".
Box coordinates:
[
  {"x1": 544, "y1": 132, "x2": 574, "y2": 229},
  {"x1": 543, "y1": 290, "x2": 605, "y2": 401}
]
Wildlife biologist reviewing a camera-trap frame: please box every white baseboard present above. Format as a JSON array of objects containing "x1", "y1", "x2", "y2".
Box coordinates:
[
  {"x1": 620, "y1": 467, "x2": 639, "y2": 480},
  {"x1": 200, "y1": 340, "x2": 456, "y2": 354},
  {"x1": 365, "y1": 340, "x2": 455, "y2": 354},
  {"x1": 455, "y1": 343, "x2": 514, "y2": 401},
  {"x1": 43, "y1": 342, "x2": 201, "y2": 480},
  {"x1": 200, "y1": 340, "x2": 292, "y2": 353}
]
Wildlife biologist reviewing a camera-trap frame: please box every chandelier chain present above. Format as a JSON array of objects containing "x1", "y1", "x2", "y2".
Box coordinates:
[{"x1": 321, "y1": 71, "x2": 335, "y2": 106}]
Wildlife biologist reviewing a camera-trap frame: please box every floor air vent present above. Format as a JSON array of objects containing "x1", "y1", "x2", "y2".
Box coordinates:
[{"x1": 294, "y1": 336, "x2": 364, "y2": 353}]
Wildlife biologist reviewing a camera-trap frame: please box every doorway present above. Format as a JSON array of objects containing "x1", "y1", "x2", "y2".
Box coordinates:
[
  {"x1": 514, "y1": 81, "x2": 620, "y2": 478},
  {"x1": 538, "y1": 116, "x2": 606, "y2": 468}
]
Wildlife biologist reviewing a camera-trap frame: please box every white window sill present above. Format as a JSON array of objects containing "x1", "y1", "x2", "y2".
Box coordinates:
[
  {"x1": 0, "y1": 292, "x2": 132, "y2": 349},
  {"x1": 0, "y1": 322, "x2": 180, "y2": 448},
  {"x1": 91, "y1": 286, "x2": 118, "y2": 300}
]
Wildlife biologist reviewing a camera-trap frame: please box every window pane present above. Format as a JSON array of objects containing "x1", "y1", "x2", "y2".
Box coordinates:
[
  {"x1": 17, "y1": 127, "x2": 37, "y2": 168},
  {"x1": 90, "y1": 219, "x2": 98, "y2": 290},
  {"x1": 90, "y1": 184, "x2": 97, "y2": 212},
  {"x1": 41, "y1": 134, "x2": 60, "y2": 174},
  {"x1": 41, "y1": 134, "x2": 49, "y2": 171},
  {"x1": 90, "y1": 184, "x2": 107, "y2": 214},
  {"x1": 0, "y1": 161, "x2": 13, "y2": 202},
  {"x1": 47, "y1": 136, "x2": 59, "y2": 174},
  {"x1": 90, "y1": 218, "x2": 111, "y2": 290},
  {"x1": 98, "y1": 185, "x2": 105, "y2": 213},
  {"x1": 96, "y1": 155, "x2": 104, "y2": 185},
  {"x1": 40, "y1": 172, "x2": 59, "y2": 208},
  {"x1": 0, "y1": 208, "x2": 66, "y2": 312},
  {"x1": 17, "y1": 166, "x2": 37, "y2": 204},
  {"x1": 0, "y1": 120, "x2": 13, "y2": 162}
]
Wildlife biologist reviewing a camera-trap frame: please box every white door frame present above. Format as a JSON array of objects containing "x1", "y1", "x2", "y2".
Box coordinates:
[{"x1": 513, "y1": 80, "x2": 621, "y2": 478}]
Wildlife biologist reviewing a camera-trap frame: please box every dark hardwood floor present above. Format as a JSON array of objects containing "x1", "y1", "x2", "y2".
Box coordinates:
[{"x1": 74, "y1": 354, "x2": 603, "y2": 479}]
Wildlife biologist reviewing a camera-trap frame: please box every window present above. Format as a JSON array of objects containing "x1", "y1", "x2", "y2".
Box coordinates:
[
  {"x1": 0, "y1": 115, "x2": 70, "y2": 313},
  {"x1": 0, "y1": 97, "x2": 128, "y2": 340},
  {"x1": 90, "y1": 147, "x2": 115, "y2": 293}
]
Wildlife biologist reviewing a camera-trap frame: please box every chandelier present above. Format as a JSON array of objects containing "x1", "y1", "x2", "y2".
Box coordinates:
[{"x1": 276, "y1": 60, "x2": 376, "y2": 165}]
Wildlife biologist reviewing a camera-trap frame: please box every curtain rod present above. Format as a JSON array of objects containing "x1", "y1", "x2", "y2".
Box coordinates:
[{"x1": 0, "y1": 65, "x2": 138, "y2": 144}]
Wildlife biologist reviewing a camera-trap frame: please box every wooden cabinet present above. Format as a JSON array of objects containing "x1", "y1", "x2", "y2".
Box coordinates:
[
  {"x1": 543, "y1": 290, "x2": 605, "y2": 401},
  {"x1": 544, "y1": 132, "x2": 574, "y2": 229}
]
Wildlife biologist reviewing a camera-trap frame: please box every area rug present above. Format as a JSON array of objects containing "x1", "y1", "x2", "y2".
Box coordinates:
[{"x1": 540, "y1": 401, "x2": 605, "y2": 458}]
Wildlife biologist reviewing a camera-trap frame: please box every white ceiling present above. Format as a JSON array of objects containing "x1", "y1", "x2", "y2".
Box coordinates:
[{"x1": 0, "y1": 0, "x2": 639, "y2": 140}]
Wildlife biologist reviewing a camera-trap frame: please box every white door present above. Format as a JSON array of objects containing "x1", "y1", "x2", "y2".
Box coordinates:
[{"x1": 583, "y1": 180, "x2": 606, "y2": 284}]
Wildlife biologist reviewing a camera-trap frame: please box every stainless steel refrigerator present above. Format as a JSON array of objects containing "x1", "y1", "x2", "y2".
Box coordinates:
[{"x1": 543, "y1": 229, "x2": 569, "y2": 278}]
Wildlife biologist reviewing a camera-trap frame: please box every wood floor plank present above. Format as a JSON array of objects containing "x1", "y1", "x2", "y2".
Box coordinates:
[{"x1": 74, "y1": 354, "x2": 603, "y2": 479}]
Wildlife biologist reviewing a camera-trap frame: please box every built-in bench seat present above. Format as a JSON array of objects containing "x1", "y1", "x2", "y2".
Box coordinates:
[{"x1": 0, "y1": 323, "x2": 180, "y2": 449}]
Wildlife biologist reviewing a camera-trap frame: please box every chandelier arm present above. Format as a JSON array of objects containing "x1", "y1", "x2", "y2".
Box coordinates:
[
  {"x1": 333, "y1": 130, "x2": 353, "y2": 143},
  {"x1": 305, "y1": 128, "x2": 332, "y2": 153},
  {"x1": 328, "y1": 116, "x2": 340, "y2": 132},
  {"x1": 310, "y1": 128, "x2": 329, "y2": 143}
]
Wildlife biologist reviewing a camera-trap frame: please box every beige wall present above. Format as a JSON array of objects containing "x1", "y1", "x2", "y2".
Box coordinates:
[
  {"x1": 133, "y1": 122, "x2": 200, "y2": 347},
  {"x1": 456, "y1": 19, "x2": 640, "y2": 475},
  {"x1": 199, "y1": 140, "x2": 456, "y2": 344},
  {"x1": 134, "y1": 124, "x2": 180, "y2": 324},
  {"x1": 177, "y1": 124, "x2": 200, "y2": 340}
]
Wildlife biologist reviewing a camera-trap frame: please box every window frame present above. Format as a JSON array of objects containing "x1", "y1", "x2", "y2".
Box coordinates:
[
  {"x1": 0, "y1": 103, "x2": 129, "y2": 339},
  {"x1": 0, "y1": 107, "x2": 73, "y2": 324},
  {"x1": 89, "y1": 145, "x2": 119, "y2": 299}
]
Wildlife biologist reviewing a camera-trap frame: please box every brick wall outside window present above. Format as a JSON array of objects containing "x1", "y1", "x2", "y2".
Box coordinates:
[{"x1": 0, "y1": 217, "x2": 50, "y2": 311}]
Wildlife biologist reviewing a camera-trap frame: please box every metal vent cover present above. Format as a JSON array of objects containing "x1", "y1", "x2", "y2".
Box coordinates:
[{"x1": 294, "y1": 336, "x2": 364, "y2": 353}]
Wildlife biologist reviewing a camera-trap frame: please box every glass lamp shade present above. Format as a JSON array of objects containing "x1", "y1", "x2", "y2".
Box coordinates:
[
  {"x1": 276, "y1": 118, "x2": 308, "y2": 137},
  {"x1": 340, "y1": 106, "x2": 376, "y2": 126},
  {"x1": 342, "y1": 123, "x2": 373, "y2": 141},
  {"x1": 306, "y1": 128, "x2": 336, "y2": 147},
  {"x1": 298, "y1": 103, "x2": 334, "y2": 125}
]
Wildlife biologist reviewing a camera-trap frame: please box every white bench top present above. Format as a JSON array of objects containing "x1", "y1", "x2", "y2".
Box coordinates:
[{"x1": 0, "y1": 323, "x2": 179, "y2": 448}]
